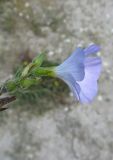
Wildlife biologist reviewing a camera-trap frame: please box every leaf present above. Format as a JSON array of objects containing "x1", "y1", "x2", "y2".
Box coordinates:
[
  {"x1": 21, "y1": 63, "x2": 34, "y2": 78},
  {"x1": 32, "y1": 53, "x2": 45, "y2": 67}
]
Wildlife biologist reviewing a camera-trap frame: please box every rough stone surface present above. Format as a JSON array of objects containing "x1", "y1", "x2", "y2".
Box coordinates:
[{"x1": 0, "y1": 0, "x2": 113, "y2": 160}]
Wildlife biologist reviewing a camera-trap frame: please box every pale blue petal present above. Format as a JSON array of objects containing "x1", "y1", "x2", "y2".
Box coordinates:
[
  {"x1": 56, "y1": 48, "x2": 85, "y2": 81},
  {"x1": 84, "y1": 57, "x2": 102, "y2": 80},
  {"x1": 84, "y1": 44, "x2": 100, "y2": 56},
  {"x1": 78, "y1": 81, "x2": 98, "y2": 103},
  {"x1": 58, "y1": 74, "x2": 80, "y2": 101},
  {"x1": 77, "y1": 56, "x2": 102, "y2": 103}
]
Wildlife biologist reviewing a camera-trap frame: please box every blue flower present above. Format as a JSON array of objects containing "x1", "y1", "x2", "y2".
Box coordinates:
[{"x1": 54, "y1": 44, "x2": 102, "y2": 104}]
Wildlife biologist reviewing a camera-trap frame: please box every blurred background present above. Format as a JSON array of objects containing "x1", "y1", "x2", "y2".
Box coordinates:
[{"x1": 0, "y1": 0, "x2": 113, "y2": 160}]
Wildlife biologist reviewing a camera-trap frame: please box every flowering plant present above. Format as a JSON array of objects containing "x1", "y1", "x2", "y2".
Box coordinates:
[{"x1": 0, "y1": 44, "x2": 102, "y2": 111}]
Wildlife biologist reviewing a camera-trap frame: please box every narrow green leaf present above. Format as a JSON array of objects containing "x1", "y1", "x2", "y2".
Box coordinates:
[
  {"x1": 32, "y1": 53, "x2": 45, "y2": 67},
  {"x1": 21, "y1": 63, "x2": 34, "y2": 78}
]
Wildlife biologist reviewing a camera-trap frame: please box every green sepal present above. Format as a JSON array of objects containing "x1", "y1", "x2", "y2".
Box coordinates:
[{"x1": 32, "y1": 67, "x2": 56, "y2": 77}]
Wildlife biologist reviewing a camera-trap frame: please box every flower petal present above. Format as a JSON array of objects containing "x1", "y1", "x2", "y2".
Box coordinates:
[
  {"x1": 58, "y1": 74, "x2": 80, "y2": 101},
  {"x1": 78, "y1": 80, "x2": 98, "y2": 103},
  {"x1": 84, "y1": 44, "x2": 100, "y2": 56},
  {"x1": 77, "y1": 56, "x2": 102, "y2": 103},
  {"x1": 56, "y1": 48, "x2": 85, "y2": 81},
  {"x1": 84, "y1": 57, "x2": 102, "y2": 80}
]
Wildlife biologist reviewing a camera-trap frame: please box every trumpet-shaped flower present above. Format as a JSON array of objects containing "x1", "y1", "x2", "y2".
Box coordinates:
[{"x1": 54, "y1": 44, "x2": 102, "y2": 104}]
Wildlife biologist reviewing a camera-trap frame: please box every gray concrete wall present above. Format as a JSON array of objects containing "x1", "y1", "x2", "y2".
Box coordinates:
[{"x1": 0, "y1": 0, "x2": 113, "y2": 160}]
